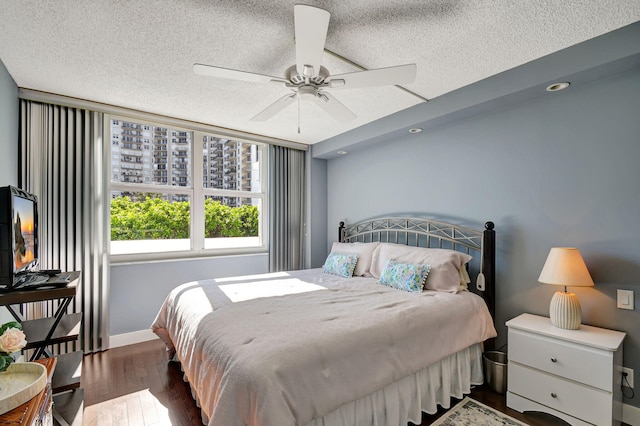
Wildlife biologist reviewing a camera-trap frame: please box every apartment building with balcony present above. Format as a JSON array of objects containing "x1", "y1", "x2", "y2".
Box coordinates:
[{"x1": 111, "y1": 120, "x2": 257, "y2": 206}]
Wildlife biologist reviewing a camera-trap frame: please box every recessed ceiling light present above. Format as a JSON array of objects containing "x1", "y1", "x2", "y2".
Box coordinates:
[
  {"x1": 546, "y1": 82, "x2": 570, "y2": 92},
  {"x1": 409, "y1": 128, "x2": 423, "y2": 134},
  {"x1": 337, "y1": 150, "x2": 348, "y2": 155}
]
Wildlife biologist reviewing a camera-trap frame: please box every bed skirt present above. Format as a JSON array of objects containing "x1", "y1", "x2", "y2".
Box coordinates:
[{"x1": 180, "y1": 342, "x2": 484, "y2": 426}]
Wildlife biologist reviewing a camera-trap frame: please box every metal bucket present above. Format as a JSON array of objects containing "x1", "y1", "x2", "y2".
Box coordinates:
[{"x1": 483, "y1": 351, "x2": 508, "y2": 394}]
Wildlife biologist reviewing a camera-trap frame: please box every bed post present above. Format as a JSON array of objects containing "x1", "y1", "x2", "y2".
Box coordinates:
[
  {"x1": 482, "y1": 221, "x2": 496, "y2": 350},
  {"x1": 482, "y1": 221, "x2": 496, "y2": 317},
  {"x1": 338, "y1": 221, "x2": 345, "y2": 242}
]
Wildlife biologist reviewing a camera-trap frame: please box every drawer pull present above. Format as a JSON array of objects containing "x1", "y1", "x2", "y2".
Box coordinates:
[
  {"x1": 550, "y1": 357, "x2": 557, "y2": 363},
  {"x1": 551, "y1": 392, "x2": 557, "y2": 398}
]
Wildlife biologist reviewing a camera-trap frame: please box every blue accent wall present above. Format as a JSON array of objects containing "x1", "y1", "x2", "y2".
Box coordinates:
[
  {"x1": 306, "y1": 156, "x2": 328, "y2": 268},
  {"x1": 319, "y1": 65, "x2": 640, "y2": 408}
]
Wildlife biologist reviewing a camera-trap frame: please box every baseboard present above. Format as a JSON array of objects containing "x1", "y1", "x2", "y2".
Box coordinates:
[
  {"x1": 109, "y1": 329, "x2": 157, "y2": 348},
  {"x1": 623, "y1": 402, "x2": 640, "y2": 426}
]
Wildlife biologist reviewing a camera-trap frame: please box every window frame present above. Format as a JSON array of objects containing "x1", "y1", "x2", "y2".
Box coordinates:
[{"x1": 106, "y1": 114, "x2": 269, "y2": 264}]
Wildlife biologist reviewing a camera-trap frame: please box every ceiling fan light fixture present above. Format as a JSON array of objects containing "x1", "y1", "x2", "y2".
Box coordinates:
[{"x1": 298, "y1": 86, "x2": 316, "y2": 100}]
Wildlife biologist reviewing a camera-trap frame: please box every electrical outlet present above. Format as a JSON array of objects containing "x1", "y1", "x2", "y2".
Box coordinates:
[{"x1": 621, "y1": 367, "x2": 634, "y2": 389}]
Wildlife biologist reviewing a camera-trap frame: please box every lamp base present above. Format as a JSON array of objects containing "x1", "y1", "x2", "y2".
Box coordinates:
[{"x1": 550, "y1": 291, "x2": 582, "y2": 330}]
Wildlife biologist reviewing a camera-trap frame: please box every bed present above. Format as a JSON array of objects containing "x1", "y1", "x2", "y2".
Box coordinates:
[{"x1": 151, "y1": 217, "x2": 497, "y2": 426}]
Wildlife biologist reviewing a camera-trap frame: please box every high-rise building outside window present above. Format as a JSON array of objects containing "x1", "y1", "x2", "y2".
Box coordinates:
[{"x1": 109, "y1": 117, "x2": 266, "y2": 258}]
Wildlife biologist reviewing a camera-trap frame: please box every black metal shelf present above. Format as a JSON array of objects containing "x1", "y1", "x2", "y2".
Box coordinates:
[
  {"x1": 0, "y1": 271, "x2": 83, "y2": 425},
  {"x1": 53, "y1": 388, "x2": 84, "y2": 426},
  {"x1": 21, "y1": 313, "x2": 82, "y2": 349},
  {"x1": 52, "y1": 350, "x2": 83, "y2": 393}
]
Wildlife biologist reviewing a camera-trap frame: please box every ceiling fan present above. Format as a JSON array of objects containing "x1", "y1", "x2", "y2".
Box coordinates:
[{"x1": 193, "y1": 4, "x2": 417, "y2": 127}]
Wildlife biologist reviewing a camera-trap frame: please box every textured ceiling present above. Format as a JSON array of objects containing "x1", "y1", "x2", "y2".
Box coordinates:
[{"x1": 0, "y1": 1, "x2": 639, "y2": 144}]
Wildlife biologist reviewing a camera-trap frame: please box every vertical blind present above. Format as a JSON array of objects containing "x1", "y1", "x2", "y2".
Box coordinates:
[
  {"x1": 18, "y1": 98, "x2": 307, "y2": 352},
  {"x1": 269, "y1": 145, "x2": 306, "y2": 272},
  {"x1": 19, "y1": 100, "x2": 109, "y2": 353}
]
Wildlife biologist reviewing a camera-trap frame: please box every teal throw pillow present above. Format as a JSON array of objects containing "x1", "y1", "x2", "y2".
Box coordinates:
[
  {"x1": 322, "y1": 252, "x2": 359, "y2": 278},
  {"x1": 379, "y1": 259, "x2": 430, "y2": 292}
]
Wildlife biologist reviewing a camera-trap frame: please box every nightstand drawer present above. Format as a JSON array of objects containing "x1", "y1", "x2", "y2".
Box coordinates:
[
  {"x1": 509, "y1": 328, "x2": 612, "y2": 390},
  {"x1": 509, "y1": 363, "x2": 612, "y2": 426}
]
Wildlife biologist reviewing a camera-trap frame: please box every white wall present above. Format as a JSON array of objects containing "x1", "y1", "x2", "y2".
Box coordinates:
[
  {"x1": 0, "y1": 60, "x2": 18, "y2": 323},
  {"x1": 0, "y1": 59, "x2": 18, "y2": 186}
]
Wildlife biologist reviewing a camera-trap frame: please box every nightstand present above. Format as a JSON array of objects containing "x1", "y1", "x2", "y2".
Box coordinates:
[{"x1": 506, "y1": 313, "x2": 625, "y2": 426}]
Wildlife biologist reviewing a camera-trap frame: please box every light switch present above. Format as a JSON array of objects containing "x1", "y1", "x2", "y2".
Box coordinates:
[{"x1": 617, "y1": 289, "x2": 635, "y2": 310}]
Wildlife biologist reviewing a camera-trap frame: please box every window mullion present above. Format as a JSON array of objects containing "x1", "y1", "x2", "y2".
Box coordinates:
[
  {"x1": 260, "y1": 144, "x2": 268, "y2": 246},
  {"x1": 192, "y1": 131, "x2": 205, "y2": 251}
]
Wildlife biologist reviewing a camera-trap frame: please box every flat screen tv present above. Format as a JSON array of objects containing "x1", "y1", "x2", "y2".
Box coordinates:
[{"x1": 0, "y1": 185, "x2": 39, "y2": 288}]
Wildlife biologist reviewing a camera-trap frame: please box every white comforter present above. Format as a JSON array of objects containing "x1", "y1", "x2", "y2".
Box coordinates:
[{"x1": 151, "y1": 269, "x2": 496, "y2": 426}]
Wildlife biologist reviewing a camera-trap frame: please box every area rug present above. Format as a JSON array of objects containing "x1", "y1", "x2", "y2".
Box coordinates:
[{"x1": 431, "y1": 397, "x2": 529, "y2": 426}]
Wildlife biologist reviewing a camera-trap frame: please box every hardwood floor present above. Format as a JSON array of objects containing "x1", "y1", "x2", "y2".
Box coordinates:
[
  {"x1": 81, "y1": 339, "x2": 568, "y2": 425},
  {"x1": 82, "y1": 339, "x2": 202, "y2": 425}
]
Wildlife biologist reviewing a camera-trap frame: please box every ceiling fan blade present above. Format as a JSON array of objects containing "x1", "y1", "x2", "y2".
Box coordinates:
[
  {"x1": 250, "y1": 93, "x2": 297, "y2": 121},
  {"x1": 294, "y1": 5, "x2": 330, "y2": 77},
  {"x1": 315, "y1": 92, "x2": 356, "y2": 122},
  {"x1": 193, "y1": 63, "x2": 288, "y2": 85},
  {"x1": 327, "y1": 64, "x2": 417, "y2": 89}
]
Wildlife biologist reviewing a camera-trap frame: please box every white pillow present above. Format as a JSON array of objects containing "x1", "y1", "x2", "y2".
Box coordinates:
[
  {"x1": 330, "y1": 242, "x2": 380, "y2": 277},
  {"x1": 459, "y1": 267, "x2": 471, "y2": 291},
  {"x1": 370, "y1": 243, "x2": 472, "y2": 292}
]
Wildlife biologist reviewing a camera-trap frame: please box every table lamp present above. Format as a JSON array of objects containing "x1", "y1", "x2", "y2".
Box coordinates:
[{"x1": 538, "y1": 247, "x2": 594, "y2": 330}]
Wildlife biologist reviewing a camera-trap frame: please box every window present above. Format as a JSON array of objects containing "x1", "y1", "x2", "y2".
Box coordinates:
[{"x1": 109, "y1": 117, "x2": 267, "y2": 258}]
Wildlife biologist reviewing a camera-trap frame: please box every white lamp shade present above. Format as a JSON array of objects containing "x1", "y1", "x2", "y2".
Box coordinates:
[{"x1": 538, "y1": 247, "x2": 594, "y2": 287}]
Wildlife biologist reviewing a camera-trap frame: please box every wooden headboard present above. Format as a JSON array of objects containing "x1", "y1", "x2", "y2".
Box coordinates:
[{"x1": 338, "y1": 217, "x2": 496, "y2": 321}]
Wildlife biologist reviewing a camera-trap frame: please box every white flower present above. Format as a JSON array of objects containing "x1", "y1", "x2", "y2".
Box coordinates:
[{"x1": 0, "y1": 327, "x2": 27, "y2": 353}]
